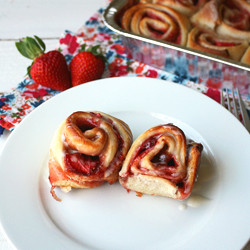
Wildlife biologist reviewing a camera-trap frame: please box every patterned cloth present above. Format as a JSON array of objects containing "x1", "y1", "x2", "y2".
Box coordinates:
[{"x1": 0, "y1": 8, "x2": 249, "y2": 133}]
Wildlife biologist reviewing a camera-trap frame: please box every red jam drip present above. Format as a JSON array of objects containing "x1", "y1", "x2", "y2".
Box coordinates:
[
  {"x1": 214, "y1": 41, "x2": 236, "y2": 46},
  {"x1": 65, "y1": 153, "x2": 100, "y2": 176}
]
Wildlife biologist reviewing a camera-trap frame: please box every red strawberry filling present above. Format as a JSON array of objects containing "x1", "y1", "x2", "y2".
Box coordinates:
[
  {"x1": 140, "y1": 10, "x2": 181, "y2": 44},
  {"x1": 214, "y1": 41, "x2": 236, "y2": 46},
  {"x1": 65, "y1": 153, "x2": 100, "y2": 176},
  {"x1": 205, "y1": 36, "x2": 237, "y2": 47},
  {"x1": 63, "y1": 112, "x2": 125, "y2": 178},
  {"x1": 131, "y1": 136, "x2": 180, "y2": 178}
]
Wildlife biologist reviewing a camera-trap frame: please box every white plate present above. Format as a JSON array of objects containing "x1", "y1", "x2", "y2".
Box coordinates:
[{"x1": 0, "y1": 77, "x2": 250, "y2": 250}]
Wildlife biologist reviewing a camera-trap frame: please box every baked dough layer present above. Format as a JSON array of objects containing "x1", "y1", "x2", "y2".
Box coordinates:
[{"x1": 119, "y1": 124, "x2": 203, "y2": 200}]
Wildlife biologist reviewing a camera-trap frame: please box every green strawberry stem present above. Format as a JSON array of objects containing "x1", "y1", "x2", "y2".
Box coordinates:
[
  {"x1": 15, "y1": 35, "x2": 46, "y2": 77},
  {"x1": 78, "y1": 44, "x2": 108, "y2": 65}
]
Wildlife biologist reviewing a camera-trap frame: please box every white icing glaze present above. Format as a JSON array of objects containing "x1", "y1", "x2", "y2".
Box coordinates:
[
  {"x1": 61, "y1": 186, "x2": 72, "y2": 193},
  {"x1": 179, "y1": 204, "x2": 187, "y2": 211},
  {"x1": 60, "y1": 151, "x2": 66, "y2": 158},
  {"x1": 67, "y1": 149, "x2": 79, "y2": 154},
  {"x1": 187, "y1": 194, "x2": 210, "y2": 208},
  {"x1": 71, "y1": 155, "x2": 78, "y2": 163},
  {"x1": 104, "y1": 167, "x2": 113, "y2": 178},
  {"x1": 61, "y1": 133, "x2": 68, "y2": 147}
]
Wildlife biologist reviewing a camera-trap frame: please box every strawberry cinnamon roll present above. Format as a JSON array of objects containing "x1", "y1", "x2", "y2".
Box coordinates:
[
  {"x1": 216, "y1": 0, "x2": 250, "y2": 41},
  {"x1": 191, "y1": 0, "x2": 250, "y2": 42},
  {"x1": 187, "y1": 27, "x2": 249, "y2": 61},
  {"x1": 48, "y1": 111, "x2": 133, "y2": 201},
  {"x1": 121, "y1": 3, "x2": 191, "y2": 46},
  {"x1": 119, "y1": 124, "x2": 203, "y2": 200},
  {"x1": 140, "y1": 0, "x2": 207, "y2": 17},
  {"x1": 190, "y1": 0, "x2": 219, "y2": 31}
]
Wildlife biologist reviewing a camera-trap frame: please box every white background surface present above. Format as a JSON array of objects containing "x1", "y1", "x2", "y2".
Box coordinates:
[
  {"x1": 1, "y1": 0, "x2": 250, "y2": 249},
  {"x1": 0, "y1": 0, "x2": 105, "y2": 249}
]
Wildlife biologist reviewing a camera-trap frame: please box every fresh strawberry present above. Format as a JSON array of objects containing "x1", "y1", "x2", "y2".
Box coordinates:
[
  {"x1": 69, "y1": 44, "x2": 106, "y2": 86},
  {"x1": 16, "y1": 36, "x2": 71, "y2": 91}
]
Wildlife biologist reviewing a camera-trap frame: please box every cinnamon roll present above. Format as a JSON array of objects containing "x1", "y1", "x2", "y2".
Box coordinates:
[
  {"x1": 121, "y1": 3, "x2": 191, "y2": 46},
  {"x1": 191, "y1": 0, "x2": 250, "y2": 42},
  {"x1": 190, "y1": 0, "x2": 219, "y2": 31},
  {"x1": 119, "y1": 124, "x2": 203, "y2": 200},
  {"x1": 187, "y1": 27, "x2": 249, "y2": 61},
  {"x1": 216, "y1": 0, "x2": 250, "y2": 42},
  {"x1": 140, "y1": 0, "x2": 208, "y2": 17},
  {"x1": 48, "y1": 111, "x2": 133, "y2": 201}
]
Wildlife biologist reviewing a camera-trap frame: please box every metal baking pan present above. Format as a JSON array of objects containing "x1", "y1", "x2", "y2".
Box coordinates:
[{"x1": 103, "y1": 0, "x2": 250, "y2": 93}]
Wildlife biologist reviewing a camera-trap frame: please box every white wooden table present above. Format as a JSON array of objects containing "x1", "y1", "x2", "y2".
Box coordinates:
[
  {"x1": 0, "y1": 0, "x2": 105, "y2": 248},
  {"x1": 1, "y1": 0, "x2": 250, "y2": 249}
]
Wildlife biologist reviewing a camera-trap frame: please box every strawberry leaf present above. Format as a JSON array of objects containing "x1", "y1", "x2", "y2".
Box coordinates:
[
  {"x1": 16, "y1": 36, "x2": 45, "y2": 60},
  {"x1": 15, "y1": 41, "x2": 31, "y2": 59},
  {"x1": 27, "y1": 65, "x2": 32, "y2": 78},
  {"x1": 87, "y1": 45, "x2": 100, "y2": 55},
  {"x1": 34, "y1": 36, "x2": 46, "y2": 52},
  {"x1": 26, "y1": 37, "x2": 44, "y2": 58},
  {"x1": 77, "y1": 44, "x2": 108, "y2": 66},
  {"x1": 89, "y1": 45, "x2": 108, "y2": 65},
  {"x1": 78, "y1": 44, "x2": 87, "y2": 53}
]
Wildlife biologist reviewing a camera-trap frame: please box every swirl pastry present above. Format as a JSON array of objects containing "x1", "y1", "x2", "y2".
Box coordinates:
[
  {"x1": 215, "y1": 0, "x2": 250, "y2": 41},
  {"x1": 140, "y1": 0, "x2": 208, "y2": 17},
  {"x1": 191, "y1": 0, "x2": 250, "y2": 42},
  {"x1": 187, "y1": 27, "x2": 249, "y2": 61},
  {"x1": 48, "y1": 111, "x2": 133, "y2": 201},
  {"x1": 121, "y1": 3, "x2": 191, "y2": 46},
  {"x1": 119, "y1": 124, "x2": 203, "y2": 200},
  {"x1": 190, "y1": 0, "x2": 219, "y2": 31}
]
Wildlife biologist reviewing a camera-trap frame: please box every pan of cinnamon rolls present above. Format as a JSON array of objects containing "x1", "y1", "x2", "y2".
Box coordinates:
[{"x1": 104, "y1": 0, "x2": 250, "y2": 67}]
